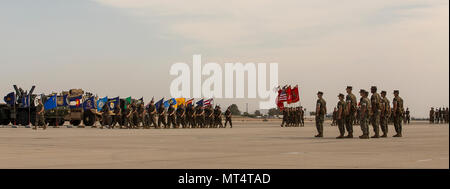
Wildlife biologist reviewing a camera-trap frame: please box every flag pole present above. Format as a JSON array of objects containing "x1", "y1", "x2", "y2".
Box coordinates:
[
  {"x1": 14, "y1": 93, "x2": 16, "y2": 126},
  {"x1": 28, "y1": 94, "x2": 30, "y2": 126}
]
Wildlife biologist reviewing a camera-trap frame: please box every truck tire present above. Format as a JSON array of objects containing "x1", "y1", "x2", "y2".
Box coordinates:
[
  {"x1": 70, "y1": 120, "x2": 81, "y2": 126},
  {"x1": 83, "y1": 113, "x2": 95, "y2": 126}
]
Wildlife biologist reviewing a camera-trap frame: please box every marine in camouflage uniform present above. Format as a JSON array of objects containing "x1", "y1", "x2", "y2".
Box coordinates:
[
  {"x1": 224, "y1": 107, "x2": 233, "y2": 128},
  {"x1": 299, "y1": 107, "x2": 305, "y2": 127},
  {"x1": 331, "y1": 108, "x2": 337, "y2": 126},
  {"x1": 205, "y1": 105, "x2": 214, "y2": 128},
  {"x1": 112, "y1": 103, "x2": 122, "y2": 128},
  {"x1": 214, "y1": 106, "x2": 223, "y2": 128},
  {"x1": 34, "y1": 99, "x2": 47, "y2": 130},
  {"x1": 392, "y1": 90, "x2": 404, "y2": 137},
  {"x1": 195, "y1": 105, "x2": 205, "y2": 128},
  {"x1": 101, "y1": 103, "x2": 112, "y2": 129},
  {"x1": 359, "y1": 89, "x2": 371, "y2": 139},
  {"x1": 157, "y1": 104, "x2": 167, "y2": 128},
  {"x1": 281, "y1": 108, "x2": 288, "y2": 127},
  {"x1": 336, "y1": 94, "x2": 346, "y2": 139},
  {"x1": 146, "y1": 100, "x2": 157, "y2": 128},
  {"x1": 176, "y1": 104, "x2": 186, "y2": 128},
  {"x1": 137, "y1": 103, "x2": 145, "y2": 128},
  {"x1": 124, "y1": 104, "x2": 134, "y2": 129},
  {"x1": 289, "y1": 108, "x2": 295, "y2": 127},
  {"x1": 429, "y1": 108, "x2": 435, "y2": 124},
  {"x1": 404, "y1": 108, "x2": 410, "y2": 124},
  {"x1": 370, "y1": 86, "x2": 382, "y2": 138},
  {"x1": 186, "y1": 105, "x2": 195, "y2": 128},
  {"x1": 315, "y1": 91, "x2": 326, "y2": 138},
  {"x1": 130, "y1": 103, "x2": 139, "y2": 129},
  {"x1": 167, "y1": 104, "x2": 176, "y2": 128},
  {"x1": 380, "y1": 91, "x2": 391, "y2": 137},
  {"x1": 344, "y1": 86, "x2": 357, "y2": 138},
  {"x1": 445, "y1": 108, "x2": 449, "y2": 124}
]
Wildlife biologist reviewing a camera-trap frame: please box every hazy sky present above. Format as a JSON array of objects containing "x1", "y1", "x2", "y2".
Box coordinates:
[{"x1": 1, "y1": 0, "x2": 448, "y2": 117}]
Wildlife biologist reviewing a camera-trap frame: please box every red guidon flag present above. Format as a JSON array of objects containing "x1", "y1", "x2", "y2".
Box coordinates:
[
  {"x1": 291, "y1": 85, "x2": 300, "y2": 103},
  {"x1": 286, "y1": 86, "x2": 293, "y2": 104}
]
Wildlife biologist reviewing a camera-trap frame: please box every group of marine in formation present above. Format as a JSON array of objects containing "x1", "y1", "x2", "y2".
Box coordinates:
[
  {"x1": 0, "y1": 85, "x2": 233, "y2": 130},
  {"x1": 429, "y1": 107, "x2": 449, "y2": 124},
  {"x1": 281, "y1": 86, "x2": 409, "y2": 139}
]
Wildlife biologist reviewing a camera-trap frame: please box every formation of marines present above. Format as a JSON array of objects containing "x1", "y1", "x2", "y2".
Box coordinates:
[
  {"x1": 280, "y1": 107, "x2": 305, "y2": 127},
  {"x1": 33, "y1": 98, "x2": 234, "y2": 130},
  {"x1": 429, "y1": 107, "x2": 449, "y2": 124},
  {"x1": 314, "y1": 86, "x2": 405, "y2": 139},
  {"x1": 101, "y1": 99, "x2": 234, "y2": 129}
]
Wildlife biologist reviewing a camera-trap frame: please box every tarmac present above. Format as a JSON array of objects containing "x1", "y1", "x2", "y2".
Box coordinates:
[{"x1": 0, "y1": 120, "x2": 448, "y2": 169}]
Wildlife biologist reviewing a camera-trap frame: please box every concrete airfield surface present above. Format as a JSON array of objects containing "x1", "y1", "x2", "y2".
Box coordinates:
[{"x1": 0, "y1": 120, "x2": 448, "y2": 169}]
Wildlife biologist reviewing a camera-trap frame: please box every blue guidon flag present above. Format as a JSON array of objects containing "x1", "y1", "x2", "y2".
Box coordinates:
[
  {"x1": 83, "y1": 97, "x2": 95, "y2": 110},
  {"x1": 108, "y1": 97, "x2": 119, "y2": 110},
  {"x1": 44, "y1": 95, "x2": 57, "y2": 110},
  {"x1": 4, "y1": 92, "x2": 15, "y2": 105},
  {"x1": 97, "y1": 97, "x2": 108, "y2": 112}
]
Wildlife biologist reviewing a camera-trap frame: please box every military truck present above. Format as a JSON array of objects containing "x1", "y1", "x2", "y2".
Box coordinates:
[
  {"x1": 0, "y1": 104, "x2": 12, "y2": 125},
  {"x1": 42, "y1": 92, "x2": 70, "y2": 126},
  {"x1": 0, "y1": 85, "x2": 37, "y2": 126},
  {"x1": 66, "y1": 89, "x2": 84, "y2": 126},
  {"x1": 80, "y1": 92, "x2": 101, "y2": 127}
]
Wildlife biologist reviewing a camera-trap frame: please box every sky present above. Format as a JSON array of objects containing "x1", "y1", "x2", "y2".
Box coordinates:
[{"x1": 0, "y1": 0, "x2": 448, "y2": 118}]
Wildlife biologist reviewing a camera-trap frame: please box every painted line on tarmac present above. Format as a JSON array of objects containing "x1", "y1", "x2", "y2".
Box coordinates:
[{"x1": 416, "y1": 159, "x2": 432, "y2": 162}]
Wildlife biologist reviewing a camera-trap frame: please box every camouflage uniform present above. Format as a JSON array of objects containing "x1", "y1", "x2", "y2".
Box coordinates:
[
  {"x1": 125, "y1": 105, "x2": 134, "y2": 129},
  {"x1": 359, "y1": 93, "x2": 371, "y2": 139},
  {"x1": 157, "y1": 106, "x2": 166, "y2": 128},
  {"x1": 405, "y1": 109, "x2": 410, "y2": 124},
  {"x1": 112, "y1": 105, "x2": 122, "y2": 128},
  {"x1": 185, "y1": 106, "x2": 194, "y2": 128},
  {"x1": 380, "y1": 94, "x2": 391, "y2": 137},
  {"x1": 176, "y1": 105, "x2": 186, "y2": 128},
  {"x1": 195, "y1": 106, "x2": 205, "y2": 128},
  {"x1": 429, "y1": 108, "x2": 435, "y2": 124},
  {"x1": 35, "y1": 102, "x2": 46, "y2": 129},
  {"x1": 205, "y1": 106, "x2": 214, "y2": 128},
  {"x1": 336, "y1": 96, "x2": 346, "y2": 138},
  {"x1": 101, "y1": 104, "x2": 112, "y2": 129},
  {"x1": 345, "y1": 92, "x2": 357, "y2": 137},
  {"x1": 167, "y1": 105, "x2": 176, "y2": 128},
  {"x1": 281, "y1": 109, "x2": 288, "y2": 127},
  {"x1": 147, "y1": 103, "x2": 157, "y2": 128},
  {"x1": 137, "y1": 104, "x2": 145, "y2": 128},
  {"x1": 315, "y1": 94, "x2": 326, "y2": 137},
  {"x1": 299, "y1": 107, "x2": 305, "y2": 127},
  {"x1": 224, "y1": 108, "x2": 232, "y2": 128},
  {"x1": 392, "y1": 92, "x2": 404, "y2": 137},
  {"x1": 370, "y1": 88, "x2": 382, "y2": 138},
  {"x1": 214, "y1": 107, "x2": 223, "y2": 128}
]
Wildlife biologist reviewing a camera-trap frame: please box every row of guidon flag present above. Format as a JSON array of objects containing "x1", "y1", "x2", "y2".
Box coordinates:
[
  {"x1": 39, "y1": 95, "x2": 215, "y2": 112},
  {"x1": 276, "y1": 85, "x2": 300, "y2": 110}
]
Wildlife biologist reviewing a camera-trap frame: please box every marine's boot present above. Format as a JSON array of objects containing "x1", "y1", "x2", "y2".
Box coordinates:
[
  {"x1": 381, "y1": 133, "x2": 387, "y2": 138},
  {"x1": 393, "y1": 133, "x2": 400, "y2": 137},
  {"x1": 315, "y1": 133, "x2": 323, "y2": 138},
  {"x1": 345, "y1": 133, "x2": 353, "y2": 138},
  {"x1": 371, "y1": 134, "x2": 380, "y2": 138},
  {"x1": 336, "y1": 135, "x2": 344, "y2": 139},
  {"x1": 359, "y1": 135, "x2": 369, "y2": 139}
]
